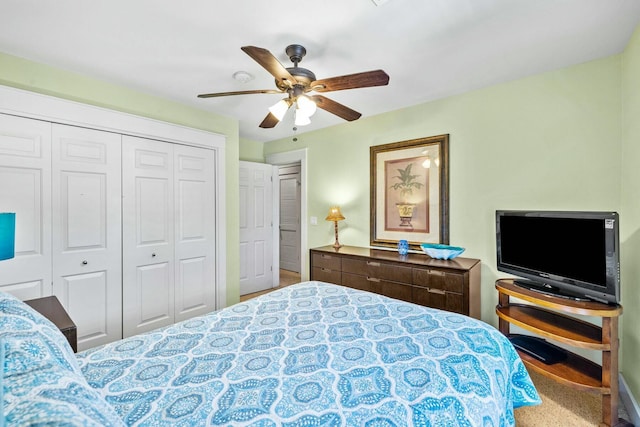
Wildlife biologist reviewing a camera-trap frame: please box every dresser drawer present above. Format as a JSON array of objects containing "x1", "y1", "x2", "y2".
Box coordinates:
[
  {"x1": 312, "y1": 252, "x2": 342, "y2": 270},
  {"x1": 413, "y1": 268, "x2": 464, "y2": 293},
  {"x1": 412, "y1": 286, "x2": 464, "y2": 314},
  {"x1": 341, "y1": 272, "x2": 374, "y2": 292},
  {"x1": 342, "y1": 257, "x2": 412, "y2": 283},
  {"x1": 342, "y1": 272, "x2": 412, "y2": 303},
  {"x1": 312, "y1": 266, "x2": 341, "y2": 285}
]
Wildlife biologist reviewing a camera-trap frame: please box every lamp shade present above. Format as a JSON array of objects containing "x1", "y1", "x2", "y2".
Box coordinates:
[
  {"x1": 325, "y1": 206, "x2": 345, "y2": 222},
  {"x1": 0, "y1": 212, "x2": 16, "y2": 261},
  {"x1": 294, "y1": 109, "x2": 311, "y2": 126},
  {"x1": 268, "y1": 99, "x2": 292, "y2": 121},
  {"x1": 297, "y1": 95, "x2": 317, "y2": 117}
]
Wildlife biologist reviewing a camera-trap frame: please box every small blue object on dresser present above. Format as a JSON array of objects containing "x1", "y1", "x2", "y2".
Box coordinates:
[
  {"x1": 420, "y1": 243, "x2": 465, "y2": 259},
  {"x1": 397, "y1": 239, "x2": 409, "y2": 255}
]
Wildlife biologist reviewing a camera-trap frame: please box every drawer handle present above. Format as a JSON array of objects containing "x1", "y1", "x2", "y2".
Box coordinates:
[
  {"x1": 428, "y1": 287, "x2": 446, "y2": 295},
  {"x1": 81, "y1": 260, "x2": 88, "y2": 265},
  {"x1": 428, "y1": 270, "x2": 445, "y2": 276},
  {"x1": 367, "y1": 261, "x2": 381, "y2": 267},
  {"x1": 321, "y1": 254, "x2": 333, "y2": 259},
  {"x1": 321, "y1": 268, "x2": 332, "y2": 272},
  {"x1": 367, "y1": 277, "x2": 381, "y2": 282}
]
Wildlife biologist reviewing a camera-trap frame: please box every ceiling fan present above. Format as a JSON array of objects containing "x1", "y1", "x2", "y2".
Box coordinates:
[{"x1": 197, "y1": 44, "x2": 390, "y2": 128}]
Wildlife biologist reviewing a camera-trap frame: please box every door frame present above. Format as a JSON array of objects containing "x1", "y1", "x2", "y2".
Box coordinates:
[{"x1": 266, "y1": 148, "x2": 308, "y2": 284}]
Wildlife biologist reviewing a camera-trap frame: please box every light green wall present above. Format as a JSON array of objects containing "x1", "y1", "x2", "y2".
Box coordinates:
[
  {"x1": 239, "y1": 137, "x2": 264, "y2": 162},
  {"x1": 0, "y1": 51, "x2": 241, "y2": 306},
  {"x1": 265, "y1": 54, "x2": 633, "y2": 382},
  {"x1": 621, "y1": 25, "x2": 640, "y2": 403}
]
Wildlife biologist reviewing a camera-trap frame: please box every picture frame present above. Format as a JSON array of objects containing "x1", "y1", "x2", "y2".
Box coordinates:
[{"x1": 370, "y1": 134, "x2": 449, "y2": 250}]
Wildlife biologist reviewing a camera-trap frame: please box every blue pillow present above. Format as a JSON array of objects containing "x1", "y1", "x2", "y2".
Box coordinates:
[{"x1": 1, "y1": 293, "x2": 125, "y2": 426}]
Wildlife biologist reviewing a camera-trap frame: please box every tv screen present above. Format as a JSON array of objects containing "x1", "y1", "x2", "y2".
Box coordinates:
[{"x1": 496, "y1": 210, "x2": 620, "y2": 304}]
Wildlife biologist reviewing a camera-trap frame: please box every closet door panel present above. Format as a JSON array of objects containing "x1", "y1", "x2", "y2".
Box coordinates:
[
  {"x1": 0, "y1": 114, "x2": 52, "y2": 299},
  {"x1": 52, "y1": 124, "x2": 122, "y2": 350},
  {"x1": 122, "y1": 136, "x2": 175, "y2": 337},
  {"x1": 174, "y1": 145, "x2": 216, "y2": 321},
  {"x1": 63, "y1": 271, "x2": 108, "y2": 338}
]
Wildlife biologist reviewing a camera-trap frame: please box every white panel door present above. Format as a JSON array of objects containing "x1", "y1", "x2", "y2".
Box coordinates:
[
  {"x1": 174, "y1": 144, "x2": 216, "y2": 321},
  {"x1": 239, "y1": 161, "x2": 274, "y2": 295},
  {"x1": 122, "y1": 136, "x2": 175, "y2": 337},
  {"x1": 52, "y1": 124, "x2": 122, "y2": 350},
  {"x1": 0, "y1": 114, "x2": 52, "y2": 300}
]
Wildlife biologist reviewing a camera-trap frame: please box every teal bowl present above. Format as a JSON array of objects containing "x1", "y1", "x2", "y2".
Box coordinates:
[{"x1": 420, "y1": 243, "x2": 465, "y2": 260}]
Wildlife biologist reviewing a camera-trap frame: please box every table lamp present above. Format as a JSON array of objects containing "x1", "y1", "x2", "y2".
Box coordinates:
[
  {"x1": 0, "y1": 212, "x2": 16, "y2": 260},
  {"x1": 325, "y1": 206, "x2": 345, "y2": 249}
]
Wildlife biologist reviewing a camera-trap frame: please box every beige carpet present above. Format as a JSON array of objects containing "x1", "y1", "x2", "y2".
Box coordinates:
[
  {"x1": 515, "y1": 370, "x2": 630, "y2": 426},
  {"x1": 239, "y1": 269, "x2": 300, "y2": 302}
]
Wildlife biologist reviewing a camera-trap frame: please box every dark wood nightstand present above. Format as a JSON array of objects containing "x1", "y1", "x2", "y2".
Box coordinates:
[{"x1": 25, "y1": 295, "x2": 78, "y2": 352}]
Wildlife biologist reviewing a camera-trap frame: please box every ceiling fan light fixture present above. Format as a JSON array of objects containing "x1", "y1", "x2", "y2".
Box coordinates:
[
  {"x1": 296, "y1": 95, "x2": 317, "y2": 117},
  {"x1": 294, "y1": 109, "x2": 311, "y2": 126},
  {"x1": 268, "y1": 98, "x2": 292, "y2": 121}
]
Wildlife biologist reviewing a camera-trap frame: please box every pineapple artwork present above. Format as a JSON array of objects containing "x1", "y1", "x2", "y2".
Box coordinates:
[{"x1": 385, "y1": 157, "x2": 429, "y2": 232}]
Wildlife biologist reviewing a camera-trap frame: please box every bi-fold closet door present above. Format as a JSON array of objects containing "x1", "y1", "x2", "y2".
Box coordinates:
[
  {"x1": 121, "y1": 135, "x2": 216, "y2": 337},
  {"x1": 0, "y1": 114, "x2": 52, "y2": 300},
  {"x1": 0, "y1": 113, "x2": 217, "y2": 350},
  {"x1": 0, "y1": 115, "x2": 122, "y2": 350},
  {"x1": 51, "y1": 124, "x2": 122, "y2": 350}
]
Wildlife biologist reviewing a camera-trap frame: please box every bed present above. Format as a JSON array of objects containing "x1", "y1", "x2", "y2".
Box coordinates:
[{"x1": 2, "y1": 281, "x2": 541, "y2": 426}]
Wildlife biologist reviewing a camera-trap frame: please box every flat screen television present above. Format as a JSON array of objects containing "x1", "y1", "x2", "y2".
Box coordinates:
[{"x1": 496, "y1": 210, "x2": 620, "y2": 304}]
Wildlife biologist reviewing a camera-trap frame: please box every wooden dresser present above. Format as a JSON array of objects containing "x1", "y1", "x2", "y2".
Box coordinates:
[{"x1": 310, "y1": 245, "x2": 481, "y2": 318}]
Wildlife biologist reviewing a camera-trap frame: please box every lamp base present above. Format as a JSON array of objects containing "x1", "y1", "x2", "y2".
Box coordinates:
[{"x1": 332, "y1": 220, "x2": 342, "y2": 249}]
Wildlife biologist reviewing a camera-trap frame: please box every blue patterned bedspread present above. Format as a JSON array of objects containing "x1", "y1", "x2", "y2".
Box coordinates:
[{"x1": 76, "y1": 281, "x2": 540, "y2": 426}]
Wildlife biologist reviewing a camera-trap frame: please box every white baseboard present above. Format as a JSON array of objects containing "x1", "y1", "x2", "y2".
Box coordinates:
[{"x1": 620, "y1": 374, "x2": 640, "y2": 426}]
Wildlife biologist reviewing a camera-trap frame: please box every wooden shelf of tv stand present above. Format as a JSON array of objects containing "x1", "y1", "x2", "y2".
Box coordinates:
[{"x1": 496, "y1": 279, "x2": 628, "y2": 427}]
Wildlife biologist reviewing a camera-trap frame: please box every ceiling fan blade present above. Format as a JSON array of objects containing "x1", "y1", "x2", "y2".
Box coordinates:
[
  {"x1": 241, "y1": 46, "x2": 298, "y2": 88},
  {"x1": 311, "y1": 70, "x2": 389, "y2": 93},
  {"x1": 259, "y1": 112, "x2": 280, "y2": 128},
  {"x1": 197, "y1": 89, "x2": 282, "y2": 98},
  {"x1": 310, "y1": 95, "x2": 362, "y2": 121}
]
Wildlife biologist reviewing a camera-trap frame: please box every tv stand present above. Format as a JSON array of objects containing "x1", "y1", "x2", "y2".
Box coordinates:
[
  {"x1": 496, "y1": 279, "x2": 629, "y2": 427},
  {"x1": 513, "y1": 279, "x2": 591, "y2": 301}
]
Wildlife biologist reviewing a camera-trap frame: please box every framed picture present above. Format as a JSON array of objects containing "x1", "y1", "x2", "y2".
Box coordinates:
[{"x1": 370, "y1": 134, "x2": 449, "y2": 250}]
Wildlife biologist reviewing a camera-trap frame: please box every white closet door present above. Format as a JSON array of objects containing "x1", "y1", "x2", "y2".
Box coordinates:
[
  {"x1": 174, "y1": 144, "x2": 216, "y2": 321},
  {"x1": 52, "y1": 124, "x2": 122, "y2": 350},
  {"x1": 0, "y1": 114, "x2": 52, "y2": 300},
  {"x1": 122, "y1": 136, "x2": 175, "y2": 337}
]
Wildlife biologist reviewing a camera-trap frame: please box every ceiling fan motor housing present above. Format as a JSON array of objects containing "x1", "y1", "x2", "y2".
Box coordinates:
[
  {"x1": 285, "y1": 44, "x2": 306, "y2": 65},
  {"x1": 274, "y1": 44, "x2": 317, "y2": 90}
]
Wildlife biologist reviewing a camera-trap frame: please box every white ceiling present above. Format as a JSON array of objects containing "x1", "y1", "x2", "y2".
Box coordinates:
[{"x1": 2, "y1": 0, "x2": 640, "y2": 143}]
